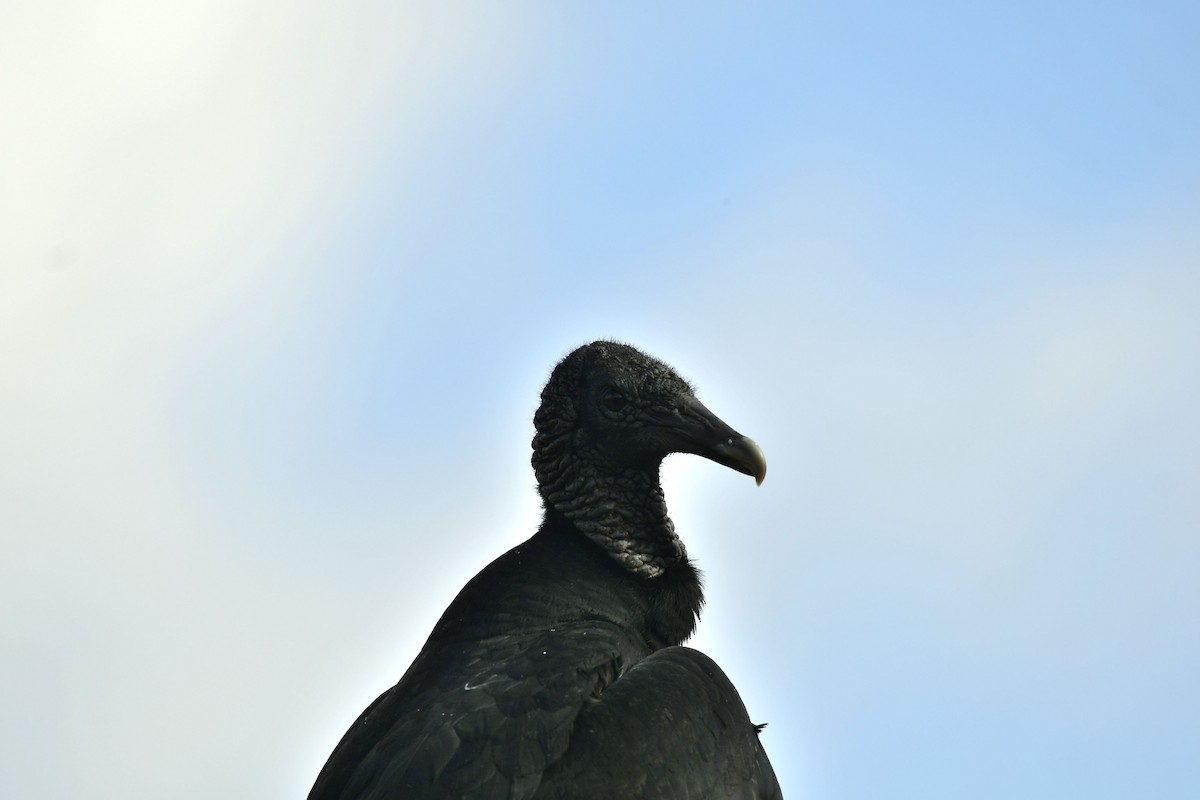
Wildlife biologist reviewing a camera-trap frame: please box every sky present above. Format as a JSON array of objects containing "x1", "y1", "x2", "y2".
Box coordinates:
[{"x1": 2, "y1": 2, "x2": 1198, "y2": 798}]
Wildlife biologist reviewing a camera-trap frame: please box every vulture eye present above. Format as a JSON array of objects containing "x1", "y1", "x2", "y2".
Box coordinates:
[{"x1": 600, "y1": 391, "x2": 628, "y2": 413}]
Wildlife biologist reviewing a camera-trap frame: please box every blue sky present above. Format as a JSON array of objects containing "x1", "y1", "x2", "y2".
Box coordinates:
[{"x1": 2, "y1": 3, "x2": 1198, "y2": 798}]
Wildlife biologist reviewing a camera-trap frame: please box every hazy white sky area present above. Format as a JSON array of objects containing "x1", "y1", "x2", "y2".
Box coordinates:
[{"x1": 3, "y1": 3, "x2": 1198, "y2": 798}]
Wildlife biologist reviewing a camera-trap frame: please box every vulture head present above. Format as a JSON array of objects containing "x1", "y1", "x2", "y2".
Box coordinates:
[{"x1": 532, "y1": 340, "x2": 766, "y2": 577}]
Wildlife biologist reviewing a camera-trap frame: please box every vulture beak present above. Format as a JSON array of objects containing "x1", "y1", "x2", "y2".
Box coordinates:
[
  {"x1": 710, "y1": 435, "x2": 768, "y2": 486},
  {"x1": 665, "y1": 396, "x2": 767, "y2": 486}
]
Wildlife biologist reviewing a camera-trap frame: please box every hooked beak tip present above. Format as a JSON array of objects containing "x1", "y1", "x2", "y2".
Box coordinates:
[{"x1": 712, "y1": 436, "x2": 767, "y2": 486}]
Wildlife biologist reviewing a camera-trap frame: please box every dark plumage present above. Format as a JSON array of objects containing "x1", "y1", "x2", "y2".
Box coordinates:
[{"x1": 309, "y1": 341, "x2": 781, "y2": 799}]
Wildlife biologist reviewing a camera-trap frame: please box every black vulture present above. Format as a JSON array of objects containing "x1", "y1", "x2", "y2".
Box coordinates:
[{"x1": 309, "y1": 341, "x2": 781, "y2": 799}]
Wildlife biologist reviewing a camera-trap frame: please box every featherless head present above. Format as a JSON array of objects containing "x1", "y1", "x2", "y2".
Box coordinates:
[{"x1": 531, "y1": 341, "x2": 766, "y2": 577}]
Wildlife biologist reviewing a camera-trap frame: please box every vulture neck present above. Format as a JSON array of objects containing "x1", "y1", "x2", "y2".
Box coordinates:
[{"x1": 540, "y1": 458, "x2": 684, "y2": 579}]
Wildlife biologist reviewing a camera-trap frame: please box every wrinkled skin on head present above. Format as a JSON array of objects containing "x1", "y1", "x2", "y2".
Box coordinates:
[{"x1": 532, "y1": 341, "x2": 765, "y2": 577}]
